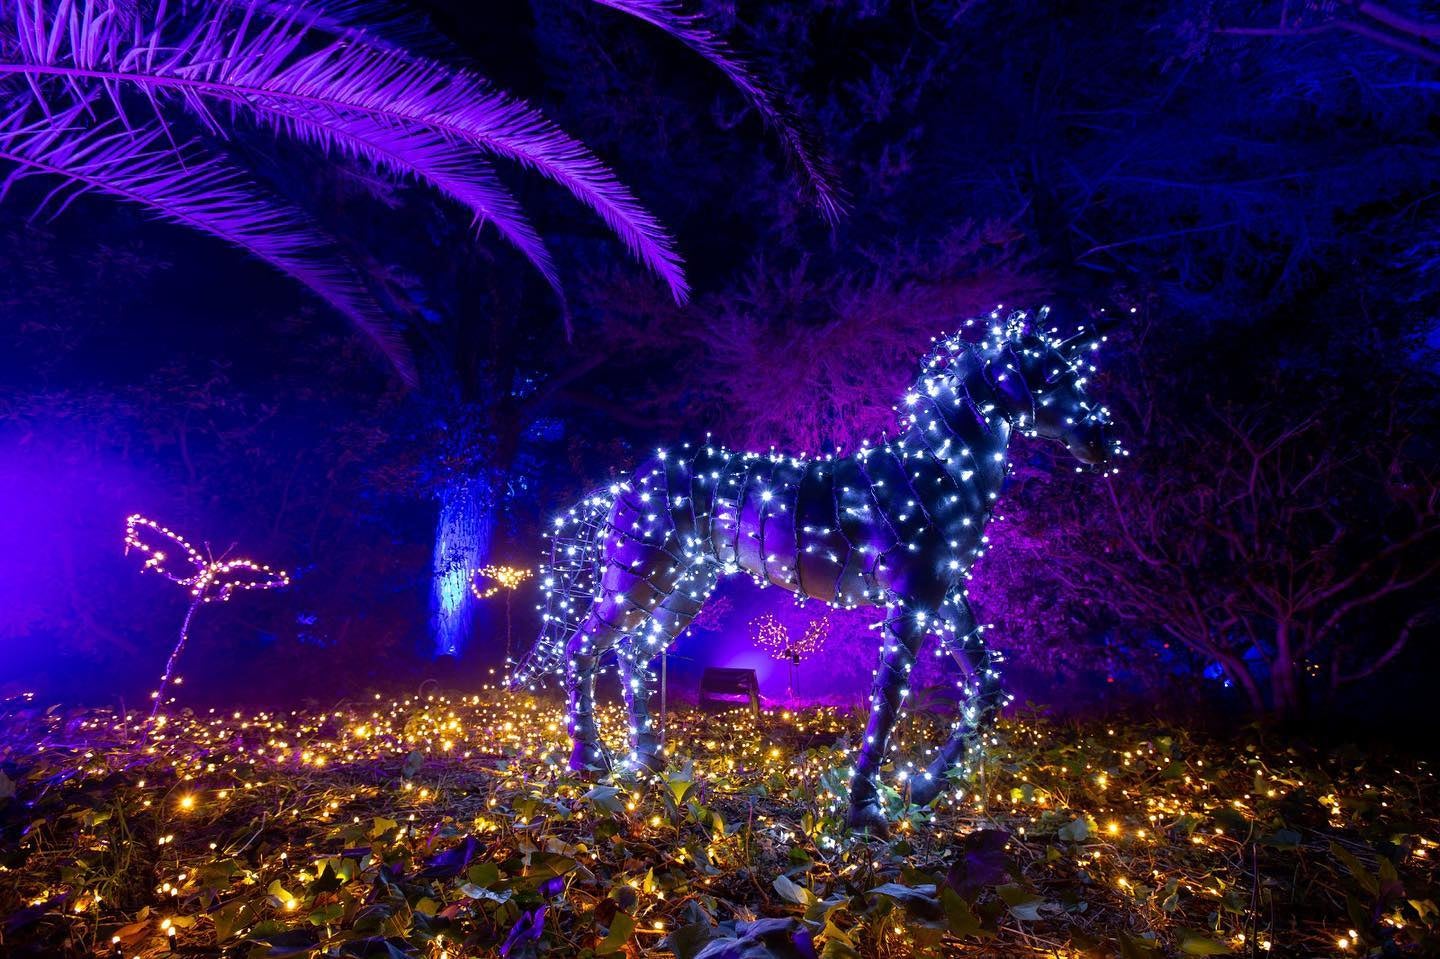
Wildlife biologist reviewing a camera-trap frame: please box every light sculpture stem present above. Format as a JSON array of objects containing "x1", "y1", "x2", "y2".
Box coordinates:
[{"x1": 152, "y1": 594, "x2": 203, "y2": 721}]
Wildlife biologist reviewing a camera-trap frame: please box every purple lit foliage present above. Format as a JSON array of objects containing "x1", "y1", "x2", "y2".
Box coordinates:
[
  {"x1": 587, "y1": 0, "x2": 842, "y2": 221},
  {"x1": 0, "y1": 0, "x2": 828, "y2": 379},
  {"x1": 584, "y1": 226, "x2": 1046, "y2": 457},
  {"x1": 0, "y1": 104, "x2": 394, "y2": 361}
]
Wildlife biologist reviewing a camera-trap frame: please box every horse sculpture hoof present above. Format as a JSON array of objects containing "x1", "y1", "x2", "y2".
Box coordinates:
[
  {"x1": 569, "y1": 741, "x2": 612, "y2": 776},
  {"x1": 908, "y1": 776, "x2": 943, "y2": 809},
  {"x1": 846, "y1": 800, "x2": 891, "y2": 838},
  {"x1": 629, "y1": 750, "x2": 667, "y2": 776}
]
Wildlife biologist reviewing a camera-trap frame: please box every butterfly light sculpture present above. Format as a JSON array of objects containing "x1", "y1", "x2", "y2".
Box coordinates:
[{"x1": 124, "y1": 514, "x2": 289, "y2": 720}]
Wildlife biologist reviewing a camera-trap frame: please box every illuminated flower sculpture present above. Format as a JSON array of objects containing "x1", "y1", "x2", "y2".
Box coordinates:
[
  {"x1": 471, "y1": 565, "x2": 534, "y2": 662},
  {"x1": 751, "y1": 612, "x2": 829, "y2": 696},
  {"x1": 124, "y1": 515, "x2": 289, "y2": 720},
  {"x1": 513, "y1": 307, "x2": 1125, "y2": 833}
]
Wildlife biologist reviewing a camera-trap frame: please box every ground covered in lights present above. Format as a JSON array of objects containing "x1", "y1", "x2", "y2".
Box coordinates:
[{"x1": 0, "y1": 691, "x2": 1436, "y2": 958}]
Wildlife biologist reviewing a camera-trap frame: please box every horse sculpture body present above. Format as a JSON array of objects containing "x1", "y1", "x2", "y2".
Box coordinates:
[{"x1": 512, "y1": 307, "x2": 1122, "y2": 832}]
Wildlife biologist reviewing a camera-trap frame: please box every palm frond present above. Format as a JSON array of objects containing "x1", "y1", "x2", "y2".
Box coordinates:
[
  {"x1": 264, "y1": 102, "x2": 561, "y2": 293},
  {"x1": 588, "y1": 0, "x2": 843, "y2": 221},
  {"x1": 0, "y1": 101, "x2": 415, "y2": 381},
  {"x1": 0, "y1": 0, "x2": 689, "y2": 302},
  {"x1": 248, "y1": 0, "x2": 450, "y2": 54}
]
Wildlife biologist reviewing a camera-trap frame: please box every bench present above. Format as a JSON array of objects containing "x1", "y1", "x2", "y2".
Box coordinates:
[{"x1": 698, "y1": 667, "x2": 761, "y2": 716}]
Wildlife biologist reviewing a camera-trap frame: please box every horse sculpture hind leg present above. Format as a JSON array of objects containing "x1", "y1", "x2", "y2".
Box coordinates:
[
  {"x1": 563, "y1": 470, "x2": 690, "y2": 772},
  {"x1": 616, "y1": 563, "x2": 719, "y2": 774},
  {"x1": 564, "y1": 603, "x2": 630, "y2": 772}
]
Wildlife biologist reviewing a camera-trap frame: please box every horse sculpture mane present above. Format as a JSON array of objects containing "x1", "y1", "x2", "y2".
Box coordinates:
[{"x1": 513, "y1": 306, "x2": 1124, "y2": 833}]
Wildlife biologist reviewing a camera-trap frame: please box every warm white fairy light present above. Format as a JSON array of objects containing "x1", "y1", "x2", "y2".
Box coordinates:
[
  {"x1": 470, "y1": 564, "x2": 535, "y2": 664},
  {"x1": 510, "y1": 306, "x2": 1128, "y2": 828},
  {"x1": 751, "y1": 612, "x2": 829, "y2": 663},
  {"x1": 124, "y1": 514, "x2": 289, "y2": 602},
  {"x1": 124, "y1": 514, "x2": 289, "y2": 720},
  {"x1": 469, "y1": 565, "x2": 533, "y2": 600}
]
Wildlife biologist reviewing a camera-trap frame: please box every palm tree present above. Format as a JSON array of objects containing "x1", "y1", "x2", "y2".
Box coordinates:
[{"x1": 0, "y1": 0, "x2": 837, "y2": 657}]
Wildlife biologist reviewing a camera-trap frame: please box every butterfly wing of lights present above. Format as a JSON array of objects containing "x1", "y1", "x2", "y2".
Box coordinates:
[{"x1": 124, "y1": 514, "x2": 289, "y2": 725}]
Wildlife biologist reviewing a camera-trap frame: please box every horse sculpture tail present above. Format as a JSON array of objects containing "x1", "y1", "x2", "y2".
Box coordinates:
[{"x1": 507, "y1": 488, "x2": 614, "y2": 691}]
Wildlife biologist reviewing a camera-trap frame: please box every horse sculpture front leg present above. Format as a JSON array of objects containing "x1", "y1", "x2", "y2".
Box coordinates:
[
  {"x1": 848, "y1": 610, "x2": 929, "y2": 835},
  {"x1": 909, "y1": 599, "x2": 1005, "y2": 808}
]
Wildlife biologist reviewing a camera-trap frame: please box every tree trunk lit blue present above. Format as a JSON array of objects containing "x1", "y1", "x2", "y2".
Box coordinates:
[{"x1": 430, "y1": 474, "x2": 495, "y2": 658}]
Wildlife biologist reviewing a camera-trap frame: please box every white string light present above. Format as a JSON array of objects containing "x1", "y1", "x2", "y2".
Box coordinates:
[{"x1": 511, "y1": 306, "x2": 1128, "y2": 827}]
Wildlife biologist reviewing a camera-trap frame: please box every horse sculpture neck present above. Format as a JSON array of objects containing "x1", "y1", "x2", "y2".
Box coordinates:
[{"x1": 889, "y1": 340, "x2": 1017, "y2": 507}]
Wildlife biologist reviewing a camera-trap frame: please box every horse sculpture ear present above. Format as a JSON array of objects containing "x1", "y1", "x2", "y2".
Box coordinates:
[{"x1": 1002, "y1": 310, "x2": 1030, "y2": 342}]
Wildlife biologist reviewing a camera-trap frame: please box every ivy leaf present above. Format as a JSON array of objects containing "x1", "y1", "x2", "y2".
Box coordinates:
[
  {"x1": 1119, "y1": 933, "x2": 1162, "y2": 959},
  {"x1": 309, "y1": 863, "x2": 342, "y2": 894},
  {"x1": 378, "y1": 899, "x2": 413, "y2": 939},
  {"x1": 996, "y1": 884, "x2": 1046, "y2": 921},
  {"x1": 307, "y1": 903, "x2": 344, "y2": 926},
  {"x1": 210, "y1": 899, "x2": 255, "y2": 942},
  {"x1": 585, "y1": 785, "x2": 626, "y2": 815},
  {"x1": 939, "y1": 887, "x2": 983, "y2": 939},
  {"x1": 819, "y1": 919, "x2": 861, "y2": 959},
  {"x1": 666, "y1": 773, "x2": 696, "y2": 806},
  {"x1": 866, "y1": 882, "x2": 941, "y2": 921},
  {"x1": 250, "y1": 928, "x2": 321, "y2": 958},
  {"x1": 867, "y1": 882, "x2": 936, "y2": 904},
  {"x1": 466, "y1": 862, "x2": 501, "y2": 888},
  {"x1": 1178, "y1": 930, "x2": 1233, "y2": 955},
  {"x1": 668, "y1": 922, "x2": 715, "y2": 959},
  {"x1": 774, "y1": 874, "x2": 817, "y2": 906},
  {"x1": 459, "y1": 883, "x2": 511, "y2": 903},
  {"x1": 266, "y1": 879, "x2": 299, "y2": 910},
  {"x1": 597, "y1": 911, "x2": 635, "y2": 955},
  {"x1": 418, "y1": 835, "x2": 482, "y2": 878},
  {"x1": 1057, "y1": 817, "x2": 1092, "y2": 843},
  {"x1": 943, "y1": 829, "x2": 1011, "y2": 899},
  {"x1": 528, "y1": 853, "x2": 578, "y2": 884},
  {"x1": 401, "y1": 750, "x2": 424, "y2": 780},
  {"x1": 1330, "y1": 842, "x2": 1381, "y2": 896},
  {"x1": 820, "y1": 938, "x2": 861, "y2": 959}
]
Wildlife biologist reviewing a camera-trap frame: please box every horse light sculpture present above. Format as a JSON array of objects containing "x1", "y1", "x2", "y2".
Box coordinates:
[{"x1": 513, "y1": 307, "x2": 1124, "y2": 832}]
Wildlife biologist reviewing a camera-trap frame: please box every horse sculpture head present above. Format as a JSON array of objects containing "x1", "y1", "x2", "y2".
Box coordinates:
[{"x1": 979, "y1": 307, "x2": 1123, "y2": 469}]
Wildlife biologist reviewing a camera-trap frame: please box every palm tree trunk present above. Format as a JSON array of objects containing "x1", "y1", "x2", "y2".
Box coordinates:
[{"x1": 429, "y1": 472, "x2": 497, "y2": 658}]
